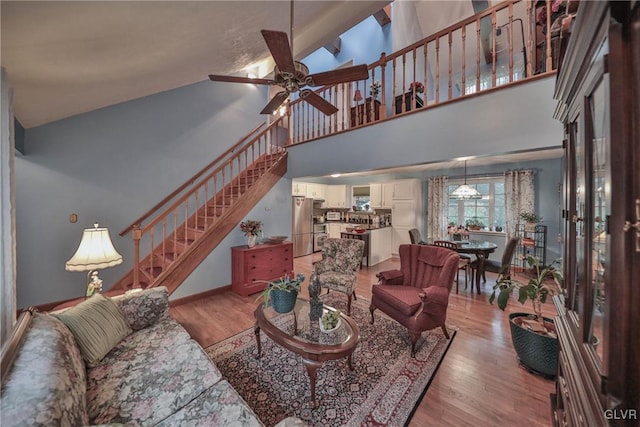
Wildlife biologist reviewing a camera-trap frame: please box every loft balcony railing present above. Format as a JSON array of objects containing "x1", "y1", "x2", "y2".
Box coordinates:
[{"x1": 287, "y1": 0, "x2": 565, "y2": 145}]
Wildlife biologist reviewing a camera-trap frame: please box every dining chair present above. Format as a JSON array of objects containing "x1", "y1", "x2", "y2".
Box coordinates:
[
  {"x1": 433, "y1": 240, "x2": 471, "y2": 293},
  {"x1": 408, "y1": 228, "x2": 426, "y2": 245},
  {"x1": 470, "y1": 237, "x2": 519, "y2": 287}
]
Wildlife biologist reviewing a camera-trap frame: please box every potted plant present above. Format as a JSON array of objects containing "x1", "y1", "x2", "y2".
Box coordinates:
[
  {"x1": 239, "y1": 219, "x2": 262, "y2": 248},
  {"x1": 489, "y1": 256, "x2": 563, "y2": 377},
  {"x1": 465, "y1": 217, "x2": 485, "y2": 231},
  {"x1": 319, "y1": 309, "x2": 341, "y2": 333},
  {"x1": 258, "y1": 273, "x2": 305, "y2": 314},
  {"x1": 519, "y1": 211, "x2": 542, "y2": 232}
]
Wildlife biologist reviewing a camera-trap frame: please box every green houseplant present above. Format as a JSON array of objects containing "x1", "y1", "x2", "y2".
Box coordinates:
[
  {"x1": 258, "y1": 273, "x2": 305, "y2": 313},
  {"x1": 465, "y1": 217, "x2": 485, "y2": 230},
  {"x1": 319, "y1": 309, "x2": 341, "y2": 332},
  {"x1": 519, "y1": 211, "x2": 543, "y2": 224},
  {"x1": 489, "y1": 256, "x2": 563, "y2": 377}
]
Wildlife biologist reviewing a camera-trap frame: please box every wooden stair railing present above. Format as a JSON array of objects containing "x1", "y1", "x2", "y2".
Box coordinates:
[
  {"x1": 112, "y1": 115, "x2": 291, "y2": 294},
  {"x1": 287, "y1": 0, "x2": 562, "y2": 144}
]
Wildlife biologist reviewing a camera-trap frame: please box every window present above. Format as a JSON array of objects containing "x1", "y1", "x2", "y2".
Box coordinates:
[{"x1": 447, "y1": 177, "x2": 505, "y2": 230}]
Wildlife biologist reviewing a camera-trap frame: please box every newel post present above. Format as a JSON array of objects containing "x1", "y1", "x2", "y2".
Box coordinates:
[{"x1": 132, "y1": 224, "x2": 141, "y2": 288}]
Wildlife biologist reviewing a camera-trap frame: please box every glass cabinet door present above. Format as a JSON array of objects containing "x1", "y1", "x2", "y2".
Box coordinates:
[{"x1": 585, "y1": 73, "x2": 609, "y2": 370}]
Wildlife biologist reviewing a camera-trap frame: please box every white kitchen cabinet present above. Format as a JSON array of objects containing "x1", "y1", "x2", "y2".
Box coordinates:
[
  {"x1": 392, "y1": 179, "x2": 420, "y2": 200},
  {"x1": 369, "y1": 227, "x2": 392, "y2": 265},
  {"x1": 370, "y1": 182, "x2": 394, "y2": 208},
  {"x1": 370, "y1": 183, "x2": 382, "y2": 207},
  {"x1": 292, "y1": 181, "x2": 307, "y2": 196},
  {"x1": 306, "y1": 183, "x2": 326, "y2": 200},
  {"x1": 325, "y1": 185, "x2": 348, "y2": 208},
  {"x1": 381, "y1": 182, "x2": 394, "y2": 208}
]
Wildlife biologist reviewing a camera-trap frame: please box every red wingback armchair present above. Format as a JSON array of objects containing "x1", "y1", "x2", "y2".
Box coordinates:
[{"x1": 369, "y1": 244, "x2": 459, "y2": 356}]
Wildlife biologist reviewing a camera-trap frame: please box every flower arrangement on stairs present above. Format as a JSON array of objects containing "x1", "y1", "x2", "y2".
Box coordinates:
[{"x1": 240, "y1": 219, "x2": 262, "y2": 248}]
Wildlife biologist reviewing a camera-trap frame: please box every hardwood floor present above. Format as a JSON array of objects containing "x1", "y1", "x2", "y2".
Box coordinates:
[{"x1": 170, "y1": 253, "x2": 555, "y2": 426}]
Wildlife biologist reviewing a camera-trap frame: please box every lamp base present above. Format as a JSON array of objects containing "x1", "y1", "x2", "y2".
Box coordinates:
[{"x1": 85, "y1": 270, "x2": 104, "y2": 298}]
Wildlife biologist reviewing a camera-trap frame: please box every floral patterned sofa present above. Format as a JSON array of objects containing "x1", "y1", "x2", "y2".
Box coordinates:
[{"x1": 1, "y1": 287, "x2": 296, "y2": 426}]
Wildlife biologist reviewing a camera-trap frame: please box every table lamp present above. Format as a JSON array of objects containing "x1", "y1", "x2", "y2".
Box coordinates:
[{"x1": 65, "y1": 223, "x2": 123, "y2": 298}]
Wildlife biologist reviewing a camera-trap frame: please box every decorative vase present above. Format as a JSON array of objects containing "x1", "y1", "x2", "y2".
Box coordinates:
[
  {"x1": 509, "y1": 312, "x2": 558, "y2": 378},
  {"x1": 524, "y1": 222, "x2": 537, "y2": 233},
  {"x1": 270, "y1": 289, "x2": 298, "y2": 313},
  {"x1": 247, "y1": 234, "x2": 257, "y2": 248}
]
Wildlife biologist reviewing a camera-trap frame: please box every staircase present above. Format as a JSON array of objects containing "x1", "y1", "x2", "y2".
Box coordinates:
[{"x1": 111, "y1": 118, "x2": 290, "y2": 294}]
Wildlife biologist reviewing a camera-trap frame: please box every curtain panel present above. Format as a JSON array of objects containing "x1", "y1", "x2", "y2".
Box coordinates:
[
  {"x1": 427, "y1": 176, "x2": 448, "y2": 240},
  {"x1": 504, "y1": 170, "x2": 535, "y2": 238}
]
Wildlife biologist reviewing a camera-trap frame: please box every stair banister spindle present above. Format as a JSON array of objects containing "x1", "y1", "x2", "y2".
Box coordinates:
[
  {"x1": 476, "y1": 18, "x2": 481, "y2": 92},
  {"x1": 401, "y1": 53, "x2": 407, "y2": 114},
  {"x1": 391, "y1": 57, "x2": 397, "y2": 116},
  {"x1": 422, "y1": 42, "x2": 428, "y2": 105},
  {"x1": 149, "y1": 228, "x2": 155, "y2": 278},
  {"x1": 461, "y1": 26, "x2": 466, "y2": 96},
  {"x1": 448, "y1": 31, "x2": 453, "y2": 101},
  {"x1": 162, "y1": 219, "x2": 167, "y2": 272},
  {"x1": 435, "y1": 36, "x2": 440, "y2": 103},
  {"x1": 491, "y1": 11, "x2": 497, "y2": 88},
  {"x1": 525, "y1": 0, "x2": 532, "y2": 77},
  {"x1": 412, "y1": 48, "x2": 418, "y2": 110},
  {"x1": 508, "y1": 3, "x2": 514, "y2": 82},
  {"x1": 545, "y1": 0, "x2": 552, "y2": 72}
]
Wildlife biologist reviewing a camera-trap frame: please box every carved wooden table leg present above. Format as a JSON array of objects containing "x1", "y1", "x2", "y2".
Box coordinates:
[
  {"x1": 347, "y1": 353, "x2": 355, "y2": 371},
  {"x1": 302, "y1": 358, "x2": 323, "y2": 408},
  {"x1": 475, "y1": 253, "x2": 486, "y2": 294},
  {"x1": 254, "y1": 323, "x2": 262, "y2": 358}
]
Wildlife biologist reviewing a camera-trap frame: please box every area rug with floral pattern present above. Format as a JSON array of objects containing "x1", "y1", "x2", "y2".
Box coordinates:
[{"x1": 206, "y1": 293, "x2": 456, "y2": 427}]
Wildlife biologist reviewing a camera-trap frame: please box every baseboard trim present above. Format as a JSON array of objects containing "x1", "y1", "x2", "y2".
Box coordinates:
[{"x1": 169, "y1": 285, "x2": 232, "y2": 307}]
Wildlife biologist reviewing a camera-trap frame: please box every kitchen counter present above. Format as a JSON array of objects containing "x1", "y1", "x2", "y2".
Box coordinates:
[{"x1": 323, "y1": 221, "x2": 392, "y2": 230}]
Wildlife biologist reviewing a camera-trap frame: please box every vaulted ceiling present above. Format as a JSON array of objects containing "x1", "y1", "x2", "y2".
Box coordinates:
[{"x1": 1, "y1": 1, "x2": 389, "y2": 128}]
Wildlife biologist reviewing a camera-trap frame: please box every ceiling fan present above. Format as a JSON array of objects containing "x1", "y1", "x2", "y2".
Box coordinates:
[{"x1": 207, "y1": 1, "x2": 369, "y2": 116}]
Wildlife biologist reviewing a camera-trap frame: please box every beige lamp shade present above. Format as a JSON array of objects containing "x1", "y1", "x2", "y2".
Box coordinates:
[{"x1": 65, "y1": 224, "x2": 123, "y2": 272}]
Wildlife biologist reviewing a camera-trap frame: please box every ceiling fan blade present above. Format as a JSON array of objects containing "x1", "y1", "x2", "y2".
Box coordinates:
[
  {"x1": 307, "y1": 64, "x2": 370, "y2": 86},
  {"x1": 261, "y1": 30, "x2": 296, "y2": 75},
  {"x1": 208, "y1": 74, "x2": 273, "y2": 85},
  {"x1": 260, "y1": 91, "x2": 289, "y2": 115},
  {"x1": 300, "y1": 90, "x2": 339, "y2": 116}
]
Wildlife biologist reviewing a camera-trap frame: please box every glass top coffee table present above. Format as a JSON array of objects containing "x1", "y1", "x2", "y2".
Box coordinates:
[{"x1": 253, "y1": 297, "x2": 360, "y2": 408}]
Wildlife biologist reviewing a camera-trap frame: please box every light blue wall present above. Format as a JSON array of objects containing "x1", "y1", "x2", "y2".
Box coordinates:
[
  {"x1": 286, "y1": 77, "x2": 561, "y2": 178},
  {"x1": 301, "y1": 16, "x2": 392, "y2": 74},
  {"x1": 15, "y1": 80, "x2": 294, "y2": 308}
]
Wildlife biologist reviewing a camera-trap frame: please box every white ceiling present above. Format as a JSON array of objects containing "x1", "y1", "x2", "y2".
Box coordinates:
[
  {"x1": 301, "y1": 148, "x2": 564, "y2": 182},
  {"x1": 1, "y1": 0, "x2": 389, "y2": 128}
]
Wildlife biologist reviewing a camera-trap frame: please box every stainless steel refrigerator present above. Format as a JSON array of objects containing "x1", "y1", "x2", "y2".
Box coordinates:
[{"x1": 292, "y1": 196, "x2": 314, "y2": 257}]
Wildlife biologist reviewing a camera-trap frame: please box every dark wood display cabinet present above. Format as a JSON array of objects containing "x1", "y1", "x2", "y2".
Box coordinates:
[
  {"x1": 394, "y1": 92, "x2": 423, "y2": 114},
  {"x1": 231, "y1": 241, "x2": 294, "y2": 297},
  {"x1": 350, "y1": 98, "x2": 382, "y2": 127},
  {"x1": 552, "y1": 2, "x2": 639, "y2": 426}
]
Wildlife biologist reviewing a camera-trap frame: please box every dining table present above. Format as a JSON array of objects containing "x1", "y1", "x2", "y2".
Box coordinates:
[{"x1": 449, "y1": 240, "x2": 498, "y2": 294}]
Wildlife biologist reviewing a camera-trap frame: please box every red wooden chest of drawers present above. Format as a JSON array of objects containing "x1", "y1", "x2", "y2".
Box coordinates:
[{"x1": 231, "y1": 241, "x2": 294, "y2": 297}]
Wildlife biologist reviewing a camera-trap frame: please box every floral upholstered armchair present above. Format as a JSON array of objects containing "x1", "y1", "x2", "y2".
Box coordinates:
[
  {"x1": 311, "y1": 238, "x2": 365, "y2": 315},
  {"x1": 370, "y1": 244, "x2": 459, "y2": 356}
]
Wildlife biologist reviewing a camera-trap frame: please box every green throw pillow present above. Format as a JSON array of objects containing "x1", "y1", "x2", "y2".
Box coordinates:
[{"x1": 54, "y1": 293, "x2": 132, "y2": 367}]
